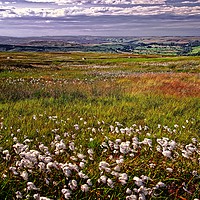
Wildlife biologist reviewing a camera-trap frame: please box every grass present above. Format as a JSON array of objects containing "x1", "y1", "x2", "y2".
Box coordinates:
[
  {"x1": 190, "y1": 46, "x2": 200, "y2": 54},
  {"x1": 0, "y1": 52, "x2": 200, "y2": 200}
]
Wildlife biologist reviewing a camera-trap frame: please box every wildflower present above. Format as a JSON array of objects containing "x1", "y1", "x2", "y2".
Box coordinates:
[
  {"x1": 156, "y1": 145, "x2": 162, "y2": 152},
  {"x1": 155, "y1": 181, "x2": 166, "y2": 188},
  {"x1": 169, "y1": 140, "x2": 176, "y2": 150},
  {"x1": 77, "y1": 153, "x2": 86, "y2": 160},
  {"x1": 92, "y1": 128, "x2": 96, "y2": 133},
  {"x1": 13, "y1": 137, "x2": 18, "y2": 142},
  {"x1": 2, "y1": 174, "x2": 7, "y2": 179},
  {"x1": 68, "y1": 163, "x2": 79, "y2": 172},
  {"x1": 126, "y1": 195, "x2": 137, "y2": 200},
  {"x1": 61, "y1": 189, "x2": 71, "y2": 199},
  {"x1": 114, "y1": 165, "x2": 120, "y2": 172},
  {"x1": 108, "y1": 140, "x2": 114, "y2": 149},
  {"x1": 74, "y1": 124, "x2": 79, "y2": 130},
  {"x1": 192, "y1": 170, "x2": 198, "y2": 176},
  {"x1": 111, "y1": 171, "x2": 119, "y2": 177},
  {"x1": 38, "y1": 162, "x2": 46, "y2": 171},
  {"x1": 99, "y1": 161, "x2": 110, "y2": 171},
  {"x1": 81, "y1": 184, "x2": 89, "y2": 192},
  {"x1": 162, "y1": 150, "x2": 172, "y2": 158},
  {"x1": 133, "y1": 176, "x2": 143, "y2": 187},
  {"x1": 119, "y1": 173, "x2": 128, "y2": 185},
  {"x1": 39, "y1": 144, "x2": 49, "y2": 152},
  {"x1": 174, "y1": 124, "x2": 179, "y2": 128},
  {"x1": 9, "y1": 167, "x2": 19, "y2": 175},
  {"x1": 87, "y1": 148, "x2": 94, "y2": 155},
  {"x1": 166, "y1": 168, "x2": 173, "y2": 173},
  {"x1": 142, "y1": 138, "x2": 152, "y2": 147},
  {"x1": 69, "y1": 142, "x2": 75, "y2": 151},
  {"x1": 98, "y1": 175, "x2": 107, "y2": 184},
  {"x1": 126, "y1": 188, "x2": 132, "y2": 195},
  {"x1": 3, "y1": 150, "x2": 10, "y2": 160},
  {"x1": 182, "y1": 150, "x2": 191, "y2": 159},
  {"x1": 27, "y1": 182, "x2": 39, "y2": 191},
  {"x1": 87, "y1": 179, "x2": 93, "y2": 186},
  {"x1": 16, "y1": 191, "x2": 23, "y2": 199},
  {"x1": 116, "y1": 139, "x2": 122, "y2": 143},
  {"x1": 46, "y1": 162, "x2": 58, "y2": 171},
  {"x1": 70, "y1": 156, "x2": 77, "y2": 161},
  {"x1": 138, "y1": 186, "x2": 148, "y2": 195},
  {"x1": 62, "y1": 166, "x2": 72, "y2": 177},
  {"x1": 120, "y1": 141, "x2": 131, "y2": 154},
  {"x1": 45, "y1": 178, "x2": 50, "y2": 185},
  {"x1": 140, "y1": 175, "x2": 150, "y2": 182},
  {"x1": 192, "y1": 138, "x2": 198, "y2": 144},
  {"x1": 68, "y1": 180, "x2": 77, "y2": 190},
  {"x1": 138, "y1": 193, "x2": 146, "y2": 200},
  {"x1": 116, "y1": 158, "x2": 124, "y2": 164},
  {"x1": 186, "y1": 144, "x2": 196, "y2": 153},
  {"x1": 78, "y1": 171, "x2": 89, "y2": 179},
  {"x1": 107, "y1": 178, "x2": 114, "y2": 188},
  {"x1": 79, "y1": 162, "x2": 85, "y2": 168},
  {"x1": 44, "y1": 156, "x2": 53, "y2": 163},
  {"x1": 20, "y1": 171, "x2": 28, "y2": 181},
  {"x1": 33, "y1": 194, "x2": 51, "y2": 200}
]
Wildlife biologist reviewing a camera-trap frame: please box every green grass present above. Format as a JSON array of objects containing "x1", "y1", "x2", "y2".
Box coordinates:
[
  {"x1": 0, "y1": 52, "x2": 199, "y2": 200},
  {"x1": 190, "y1": 46, "x2": 200, "y2": 54}
]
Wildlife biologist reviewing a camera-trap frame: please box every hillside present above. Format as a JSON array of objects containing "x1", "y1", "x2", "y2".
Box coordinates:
[{"x1": 0, "y1": 36, "x2": 200, "y2": 55}]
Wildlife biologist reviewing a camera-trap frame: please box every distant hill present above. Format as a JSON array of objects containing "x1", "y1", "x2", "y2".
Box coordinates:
[{"x1": 0, "y1": 36, "x2": 200, "y2": 55}]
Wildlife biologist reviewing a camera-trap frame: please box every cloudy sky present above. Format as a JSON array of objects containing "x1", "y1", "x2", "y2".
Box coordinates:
[{"x1": 0, "y1": 0, "x2": 200, "y2": 37}]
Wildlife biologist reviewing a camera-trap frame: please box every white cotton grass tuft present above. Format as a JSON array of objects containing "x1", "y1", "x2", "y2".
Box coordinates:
[
  {"x1": 20, "y1": 171, "x2": 28, "y2": 181},
  {"x1": 0, "y1": 120, "x2": 199, "y2": 199},
  {"x1": 87, "y1": 179, "x2": 93, "y2": 186},
  {"x1": 126, "y1": 194, "x2": 137, "y2": 200},
  {"x1": 119, "y1": 173, "x2": 128, "y2": 185},
  {"x1": 126, "y1": 188, "x2": 132, "y2": 195},
  {"x1": 162, "y1": 150, "x2": 172, "y2": 158},
  {"x1": 27, "y1": 182, "x2": 39, "y2": 191},
  {"x1": 81, "y1": 184, "x2": 89, "y2": 192},
  {"x1": 15, "y1": 191, "x2": 23, "y2": 199},
  {"x1": 133, "y1": 176, "x2": 143, "y2": 187},
  {"x1": 107, "y1": 178, "x2": 114, "y2": 188},
  {"x1": 68, "y1": 179, "x2": 77, "y2": 190},
  {"x1": 166, "y1": 168, "x2": 173, "y2": 173},
  {"x1": 61, "y1": 188, "x2": 71, "y2": 199},
  {"x1": 98, "y1": 175, "x2": 107, "y2": 184}
]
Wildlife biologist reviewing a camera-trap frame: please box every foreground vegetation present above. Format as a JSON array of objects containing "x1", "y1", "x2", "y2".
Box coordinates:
[{"x1": 0, "y1": 52, "x2": 200, "y2": 199}]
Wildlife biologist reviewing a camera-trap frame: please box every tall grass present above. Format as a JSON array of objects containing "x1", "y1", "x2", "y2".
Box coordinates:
[{"x1": 0, "y1": 52, "x2": 199, "y2": 199}]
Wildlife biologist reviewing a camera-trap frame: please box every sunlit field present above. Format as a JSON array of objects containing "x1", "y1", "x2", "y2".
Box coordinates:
[{"x1": 0, "y1": 52, "x2": 200, "y2": 200}]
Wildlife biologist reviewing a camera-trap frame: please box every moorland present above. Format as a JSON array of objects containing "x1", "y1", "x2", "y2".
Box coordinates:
[{"x1": 0, "y1": 51, "x2": 200, "y2": 199}]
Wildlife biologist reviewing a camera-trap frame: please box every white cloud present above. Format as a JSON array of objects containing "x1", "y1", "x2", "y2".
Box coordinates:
[
  {"x1": 181, "y1": 0, "x2": 200, "y2": 3},
  {"x1": 0, "y1": 2, "x2": 200, "y2": 19},
  {"x1": 24, "y1": 0, "x2": 166, "y2": 5}
]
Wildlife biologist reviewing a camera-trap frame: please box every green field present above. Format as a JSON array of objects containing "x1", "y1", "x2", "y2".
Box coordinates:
[
  {"x1": 190, "y1": 46, "x2": 200, "y2": 55},
  {"x1": 0, "y1": 52, "x2": 200, "y2": 199}
]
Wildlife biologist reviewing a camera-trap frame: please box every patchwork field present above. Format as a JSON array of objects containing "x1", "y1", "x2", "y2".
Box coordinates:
[{"x1": 0, "y1": 52, "x2": 200, "y2": 200}]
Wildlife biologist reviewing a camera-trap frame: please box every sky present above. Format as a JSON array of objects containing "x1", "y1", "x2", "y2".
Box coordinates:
[{"x1": 0, "y1": 0, "x2": 200, "y2": 37}]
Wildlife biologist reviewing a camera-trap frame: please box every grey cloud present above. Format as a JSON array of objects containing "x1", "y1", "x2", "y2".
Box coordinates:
[{"x1": 1, "y1": 14, "x2": 200, "y2": 36}]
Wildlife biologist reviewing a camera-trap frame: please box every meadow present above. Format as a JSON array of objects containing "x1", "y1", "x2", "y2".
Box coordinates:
[{"x1": 0, "y1": 52, "x2": 200, "y2": 200}]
